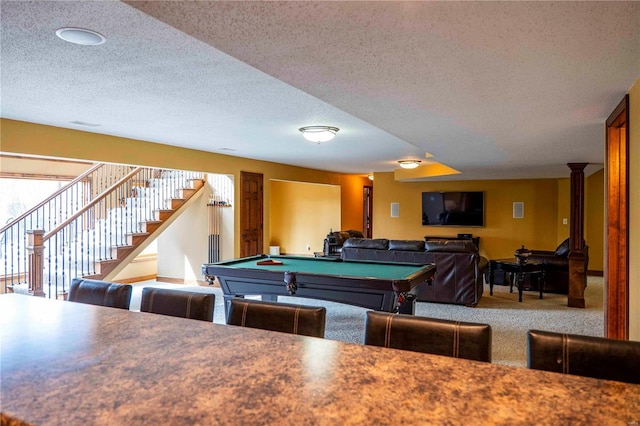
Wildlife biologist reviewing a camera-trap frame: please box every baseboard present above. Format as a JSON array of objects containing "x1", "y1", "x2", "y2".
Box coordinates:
[
  {"x1": 156, "y1": 276, "x2": 215, "y2": 287},
  {"x1": 114, "y1": 274, "x2": 157, "y2": 284},
  {"x1": 587, "y1": 270, "x2": 604, "y2": 277}
]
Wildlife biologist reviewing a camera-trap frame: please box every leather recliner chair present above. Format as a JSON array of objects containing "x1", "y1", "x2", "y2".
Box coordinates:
[
  {"x1": 322, "y1": 229, "x2": 364, "y2": 257},
  {"x1": 526, "y1": 238, "x2": 589, "y2": 294},
  {"x1": 487, "y1": 238, "x2": 589, "y2": 294}
]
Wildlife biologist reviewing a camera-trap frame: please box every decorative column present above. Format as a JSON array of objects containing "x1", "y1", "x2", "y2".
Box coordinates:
[
  {"x1": 567, "y1": 163, "x2": 588, "y2": 308},
  {"x1": 27, "y1": 230, "x2": 45, "y2": 297}
]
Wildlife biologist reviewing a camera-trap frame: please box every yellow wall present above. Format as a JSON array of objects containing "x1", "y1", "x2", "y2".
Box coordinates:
[
  {"x1": 556, "y1": 179, "x2": 570, "y2": 245},
  {"x1": 270, "y1": 180, "x2": 341, "y2": 255},
  {"x1": 0, "y1": 119, "x2": 362, "y2": 257},
  {"x1": 586, "y1": 169, "x2": 604, "y2": 272},
  {"x1": 629, "y1": 78, "x2": 640, "y2": 340},
  {"x1": 374, "y1": 172, "x2": 581, "y2": 261},
  {"x1": 0, "y1": 118, "x2": 608, "y2": 277},
  {"x1": 340, "y1": 175, "x2": 370, "y2": 232}
]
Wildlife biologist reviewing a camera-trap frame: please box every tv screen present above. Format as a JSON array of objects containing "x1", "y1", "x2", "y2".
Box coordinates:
[{"x1": 422, "y1": 191, "x2": 484, "y2": 226}]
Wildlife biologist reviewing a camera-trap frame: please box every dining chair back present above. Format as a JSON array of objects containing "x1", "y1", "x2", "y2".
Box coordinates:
[
  {"x1": 364, "y1": 311, "x2": 492, "y2": 362},
  {"x1": 227, "y1": 298, "x2": 326, "y2": 338},
  {"x1": 68, "y1": 278, "x2": 132, "y2": 310},
  {"x1": 527, "y1": 329, "x2": 640, "y2": 384},
  {"x1": 140, "y1": 287, "x2": 215, "y2": 322}
]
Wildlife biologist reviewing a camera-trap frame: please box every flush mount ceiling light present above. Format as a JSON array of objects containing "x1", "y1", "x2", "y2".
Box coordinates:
[
  {"x1": 299, "y1": 126, "x2": 339, "y2": 143},
  {"x1": 398, "y1": 160, "x2": 422, "y2": 169},
  {"x1": 70, "y1": 120, "x2": 101, "y2": 127},
  {"x1": 56, "y1": 27, "x2": 106, "y2": 46}
]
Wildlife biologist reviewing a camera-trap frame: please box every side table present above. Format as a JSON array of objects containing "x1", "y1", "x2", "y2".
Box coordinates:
[{"x1": 488, "y1": 258, "x2": 545, "y2": 302}]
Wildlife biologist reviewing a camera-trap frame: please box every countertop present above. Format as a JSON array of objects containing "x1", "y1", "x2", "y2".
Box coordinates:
[{"x1": 1, "y1": 294, "x2": 638, "y2": 425}]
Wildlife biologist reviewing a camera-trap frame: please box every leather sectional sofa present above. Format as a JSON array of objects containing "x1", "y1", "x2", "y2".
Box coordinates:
[{"x1": 340, "y1": 238, "x2": 488, "y2": 307}]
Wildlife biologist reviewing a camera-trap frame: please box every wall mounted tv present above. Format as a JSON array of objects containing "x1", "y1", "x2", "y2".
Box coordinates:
[{"x1": 422, "y1": 191, "x2": 485, "y2": 226}]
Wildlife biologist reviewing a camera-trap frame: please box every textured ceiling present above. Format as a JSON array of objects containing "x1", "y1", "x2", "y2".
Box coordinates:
[{"x1": 2, "y1": 1, "x2": 639, "y2": 179}]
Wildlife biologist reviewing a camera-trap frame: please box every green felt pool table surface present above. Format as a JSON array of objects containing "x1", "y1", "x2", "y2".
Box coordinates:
[
  {"x1": 218, "y1": 255, "x2": 427, "y2": 279},
  {"x1": 203, "y1": 255, "x2": 436, "y2": 314}
]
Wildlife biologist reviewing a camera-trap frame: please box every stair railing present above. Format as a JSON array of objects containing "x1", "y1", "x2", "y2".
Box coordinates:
[
  {"x1": 2, "y1": 164, "x2": 204, "y2": 298},
  {"x1": 0, "y1": 163, "x2": 136, "y2": 292},
  {"x1": 29, "y1": 168, "x2": 204, "y2": 298},
  {"x1": 30, "y1": 166, "x2": 143, "y2": 297}
]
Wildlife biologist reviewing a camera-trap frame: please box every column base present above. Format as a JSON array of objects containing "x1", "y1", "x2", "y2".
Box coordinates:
[{"x1": 568, "y1": 297, "x2": 585, "y2": 309}]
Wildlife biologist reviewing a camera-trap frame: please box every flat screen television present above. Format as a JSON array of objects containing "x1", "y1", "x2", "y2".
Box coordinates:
[{"x1": 422, "y1": 191, "x2": 484, "y2": 226}]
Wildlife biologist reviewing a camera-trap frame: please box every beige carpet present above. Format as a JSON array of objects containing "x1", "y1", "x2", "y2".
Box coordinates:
[{"x1": 130, "y1": 276, "x2": 604, "y2": 368}]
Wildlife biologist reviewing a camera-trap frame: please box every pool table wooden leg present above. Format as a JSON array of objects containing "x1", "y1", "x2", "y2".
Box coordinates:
[
  {"x1": 223, "y1": 294, "x2": 237, "y2": 322},
  {"x1": 396, "y1": 292, "x2": 416, "y2": 315}
]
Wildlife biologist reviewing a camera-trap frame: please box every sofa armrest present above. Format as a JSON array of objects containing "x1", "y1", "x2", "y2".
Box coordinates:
[{"x1": 477, "y1": 256, "x2": 489, "y2": 274}]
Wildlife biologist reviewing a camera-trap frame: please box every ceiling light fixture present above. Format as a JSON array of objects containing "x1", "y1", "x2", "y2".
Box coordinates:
[
  {"x1": 299, "y1": 126, "x2": 339, "y2": 143},
  {"x1": 398, "y1": 160, "x2": 422, "y2": 169},
  {"x1": 70, "y1": 120, "x2": 101, "y2": 127},
  {"x1": 56, "y1": 27, "x2": 106, "y2": 46}
]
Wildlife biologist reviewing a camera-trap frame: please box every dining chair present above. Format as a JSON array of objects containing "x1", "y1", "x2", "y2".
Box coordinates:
[
  {"x1": 527, "y1": 329, "x2": 640, "y2": 384},
  {"x1": 68, "y1": 278, "x2": 132, "y2": 310},
  {"x1": 226, "y1": 298, "x2": 326, "y2": 338},
  {"x1": 364, "y1": 311, "x2": 492, "y2": 362},
  {"x1": 140, "y1": 287, "x2": 215, "y2": 322}
]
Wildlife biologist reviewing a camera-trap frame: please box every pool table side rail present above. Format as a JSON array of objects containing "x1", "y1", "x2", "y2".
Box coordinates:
[
  {"x1": 203, "y1": 255, "x2": 434, "y2": 280},
  {"x1": 202, "y1": 256, "x2": 436, "y2": 313},
  {"x1": 202, "y1": 256, "x2": 435, "y2": 292}
]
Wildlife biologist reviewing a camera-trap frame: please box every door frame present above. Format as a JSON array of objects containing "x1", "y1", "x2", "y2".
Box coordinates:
[
  {"x1": 605, "y1": 95, "x2": 629, "y2": 339},
  {"x1": 363, "y1": 185, "x2": 373, "y2": 238}
]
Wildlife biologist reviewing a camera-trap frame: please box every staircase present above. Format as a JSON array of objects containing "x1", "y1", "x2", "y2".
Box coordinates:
[{"x1": 0, "y1": 164, "x2": 206, "y2": 298}]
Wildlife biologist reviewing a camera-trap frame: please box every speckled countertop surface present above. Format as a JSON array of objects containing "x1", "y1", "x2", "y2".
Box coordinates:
[{"x1": 1, "y1": 294, "x2": 638, "y2": 425}]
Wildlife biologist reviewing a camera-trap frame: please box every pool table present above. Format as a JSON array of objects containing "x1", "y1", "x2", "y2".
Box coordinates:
[{"x1": 202, "y1": 255, "x2": 436, "y2": 315}]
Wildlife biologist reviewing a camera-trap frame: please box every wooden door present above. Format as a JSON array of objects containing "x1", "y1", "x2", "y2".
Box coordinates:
[
  {"x1": 363, "y1": 185, "x2": 373, "y2": 238},
  {"x1": 605, "y1": 95, "x2": 629, "y2": 339},
  {"x1": 240, "y1": 172, "x2": 263, "y2": 257}
]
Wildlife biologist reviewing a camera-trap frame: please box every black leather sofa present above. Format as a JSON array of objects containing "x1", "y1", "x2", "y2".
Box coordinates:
[{"x1": 340, "y1": 238, "x2": 488, "y2": 307}]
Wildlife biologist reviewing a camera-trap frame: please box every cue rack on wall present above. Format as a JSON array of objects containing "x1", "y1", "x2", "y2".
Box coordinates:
[{"x1": 207, "y1": 175, "x2": 233, "y2": 263}]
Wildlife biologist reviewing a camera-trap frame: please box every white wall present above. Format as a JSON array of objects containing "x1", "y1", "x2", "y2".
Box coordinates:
[
  {"x1": 113, "y1": 243, "x2": 158, "y2": 282},
  {"x1": 156, "y1": 175, "x2": 234, "y2": 284}
]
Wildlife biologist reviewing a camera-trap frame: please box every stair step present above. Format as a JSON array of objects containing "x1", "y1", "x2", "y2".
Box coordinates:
[
  {"x1": 140, "y1": 221, "x2": 163, "y2": 233},
  {"x1": 170, "y1": 199, "x2": 186, "y2": 210},
  {"x1": 178, "y1": 188, "x2": 196, "y2": 198},
  {"x1": 156, "y1": 209, "x2": 175, "y2": 221},
  {"x1": 127, "y1": 232, "x2": 150, "y2": 246},
  {"x1": 93, "y1": 259, "x2": 119, "y2": 275},
  {"x1": 112, "y1": 245, "x2": 136, "y2": 259}
]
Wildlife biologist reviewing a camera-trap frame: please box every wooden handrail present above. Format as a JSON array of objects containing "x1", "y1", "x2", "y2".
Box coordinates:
[
  {"x1": 0, "y1": 163, "x2": 103, "y2": 234},
  {"x1": 43, "y1": 167, "x2": 143, "y2": 242}
]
